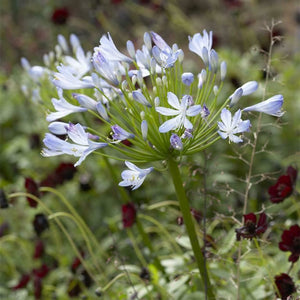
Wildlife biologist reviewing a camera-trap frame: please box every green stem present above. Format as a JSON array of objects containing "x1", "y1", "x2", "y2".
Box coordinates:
[{"x1": 167, "y1": 157, "x2": 215, "y2": 299}]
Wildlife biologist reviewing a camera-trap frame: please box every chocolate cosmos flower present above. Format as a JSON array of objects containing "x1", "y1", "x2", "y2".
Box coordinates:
[
  {"x1": 25, "y1": 177, "x2": 40, "y2": 207},
  {"x1": 274, "y1": 273, "x2": 296, "y2": 300},
  {"x1": 122, "y1": 203, "x2": 136, "y2": 228},
  {"x1": 268, "y1": 166, "x2": 297, "y2": 203},
  {"x1": 235, "y1": 212, "x2": 267, "y2": 241},
  {"x1": 279, "y1": 224, "x2": 300, "y2": 263}
]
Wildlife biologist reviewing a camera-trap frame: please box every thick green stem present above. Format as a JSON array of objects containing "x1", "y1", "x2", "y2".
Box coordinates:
[{"x1": 167, "y1": 157, "x2": 215, "y2": 299}]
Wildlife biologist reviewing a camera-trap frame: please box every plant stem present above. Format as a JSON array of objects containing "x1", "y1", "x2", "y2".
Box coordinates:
[{"x1": 167, "y1": 157, "x2": 215, "y2": 299}]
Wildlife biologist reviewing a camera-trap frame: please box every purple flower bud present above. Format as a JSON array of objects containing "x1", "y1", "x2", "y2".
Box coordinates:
[
  {"x1": 111, "y1": 125, "x2": 134, "y2": 141},
  {"x1": 201, "y1": 104, "x2": 210, "y2": 118},
  {"x1": 182, "y1": 72, "x2": 194, "y2": 86},
  {"x1": 170, "y1": 133, "x2": 183, "y2": 151}
]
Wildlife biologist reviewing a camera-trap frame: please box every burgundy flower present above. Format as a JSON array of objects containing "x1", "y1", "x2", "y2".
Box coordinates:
[
  {"x1": 274, "y1": 273, "x2": 296, "y2": 300},
  {"x1": 0, "y1": 189, "x2": 9, "y2": 209},
  {"x1": 279, "y1": 224, "x2": 300, "y2": 263},
  {"x1": 33, "y1": 240, "x2": 45, "y2": 259},
  {"x1": 54, "y1": 162, "x2": 77, "y2": 184},
  {"x1": 268, "y1": 166, "x2": 297, "y2": 203},
  {"x1": 51, "y1": 7, "x2": 69, "y2": 25},
  {"x1": 122, "y1": 203, "x2": 136, "y2": 228},
  {"x1": 235, "y1": 212, "x2": 268, "y2": 241},
  {"x1": 25, "y1": 177, "x2": 40, "y2": 207},
  {"x1": 33, "y1": 214, "x2": 49, "y2": 236},
  {"x1": 71, "y1": 251, "x2": 85, "y2": 273},
  {"x1": 32, "y1": 264, "x2": 50, "y2": 279},
  {"x1": 33, "y1": 276, "x2": 42, "y2": 299},
  {"x1": 12, "y1": 274, "x2": 30, "y2": 290}
]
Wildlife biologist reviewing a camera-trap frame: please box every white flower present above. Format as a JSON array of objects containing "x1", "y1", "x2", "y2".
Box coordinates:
[
  {"x1": 243, "y1": 95, "x2": 284, "y2": 117},
  {"x1": 217, "y1": 109, "x2": 250, "y2": 143},
  {"x1": 97, "y1": 33, "x2": 132, "y2": 63},
  {"x1": 156, "y1": 93, "x2": 202, "y2": 133},
  {"x1": 119, "y1": 161, "x2": 153, "y2": 190},
  {"x1": 42, "y1": 123, "x2": 107, "y2": 167},
  {"x1": 188, "y1": 30, "x2": 213, "y2": 65},
  {"x1": 229, "y1": 81, "x2": 258, "y2": 107},
  {"x1": 46, "y1": 89, "x2": 87, "y2": 122},
  {"x1": 151, "y1": 32, "x2": 182, "y2": 68},
  {"x1": 53, "y1": 65, "x2": 94, "y2": 90}
]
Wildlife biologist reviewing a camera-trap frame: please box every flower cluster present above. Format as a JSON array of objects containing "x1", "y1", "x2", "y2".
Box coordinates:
[{"x1": 21, "y1": 30, "x2": 284, "y2": 190}]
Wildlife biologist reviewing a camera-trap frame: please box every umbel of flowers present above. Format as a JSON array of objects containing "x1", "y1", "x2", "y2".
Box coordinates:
[{"x1": 22, "y1": 30, "x2": 284, "y2": 298}]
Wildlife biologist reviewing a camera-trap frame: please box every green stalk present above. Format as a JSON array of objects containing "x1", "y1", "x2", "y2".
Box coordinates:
[{"x1": 167, "y1": 157, "x2": 215, "y2": 299}]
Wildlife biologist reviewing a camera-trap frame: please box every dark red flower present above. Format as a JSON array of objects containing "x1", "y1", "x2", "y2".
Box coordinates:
[
  {"x1": 33, "y1": 276, "x2": 42, "y2": 299},
  {"x1": 223, "y1": 0, "x2": 243, "y2": 8},
  {"x1": 54, "y1": 162, "x2": 77, "y2": 184},
  {"x1": 12, "y1": 274, "x2": 30, "y2": 290},
  {"x1": 71, "y1": 251, "x2": 85, "y2": 273},
  {"x1": 177, "y1": 208, "x2": 202, "y2": 226},
  {"x1": 235, "y1": 212, "x2": 268, "y2": 241},
  {"x1": 0, "y1": 189, "x2": 9, "y2": 209},
  {"x1": 274, "y1": 273, "x2": 296, "y2": 300},
  {"x1": 33, "y1": 214, "x2": 49, "y2": 236},
  {"x1": 25, "y1": 177, "x2": 40, "y2": 207},
  {"x1": 33, "y1": 240, "x2": 45, "y2": 259},
  {"x1": 279, "y1": 224, "x2": 300, "y2": 263},
  {"x1": 32, "y1": 264, "x2": 50, "y2": 279},
  {"x1": 122, "y1": 203, "x2": 136, "y2": 228},
  {"x1": 51, "y1": 7, "x2": 69, "y2": 25},
  {"x1": 268, "y1": 166, "x2": 297, "y2": 203}
]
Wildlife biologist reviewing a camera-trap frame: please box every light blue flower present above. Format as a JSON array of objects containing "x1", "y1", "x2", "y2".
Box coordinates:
[
  {"x1": 111, "y1": 125, "x2": 134, "y2": 141},
  {"x1": 46, "y1": 89, "x2": 87, "y2": 122},
  {"x1": 73, "y1": 93, "x2": 98, "y2": 111},
  {"x1": 48, "y1": 121, "x2": 69, "y2": 135},
  {"x1": 42, "y1": 123, "x2": 107, "y2": 166},
  {"x1": 151, "y1": 32, "x2": 182, "y2": 68},
  {"x1": 188, "y1": 30, "x2": 213, "y2": 66},
  {"x1": 156, "y1": 93, "x2": 202, "y2": 133},
  {"x1": 132, "y1": 90, "x2": 152, "y2": 107},
  {"x1": 218, "y1": 109, "x2": 251, "y2": 143},
  {"x1": 92, "y1": 50, "x2": 124, "y2": 85},
  {"x1": 229, "y1": 81, "x2": 258, "y2": 107},
  {"x1": 119, "y1": 161, "x2": 153, "y2": 190},
  {"x1": 243, "y1": 95, "x2": 284, "y2": 117},
  {"x1": 97, "y1": 33, "x2": 132, "y2": 63},
  {"x1": 53, "y1": 65, "x2": 94, "y2": 90}
]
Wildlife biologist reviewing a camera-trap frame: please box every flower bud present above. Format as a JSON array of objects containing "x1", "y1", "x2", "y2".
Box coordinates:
[
  {"x1": 144, "y1": 32, "x2": 152, "y2": 51},
  {"x1": 210, "y1": 49, "x2": 218, "y2": 73},
  {"x1": 182, "y1": 72, "x2": 194, "y2": 86},
  {"x1": 213, "y1": 85, "x2": 219, "y2": 96},
  {"x1": 141, "y1": 120, "x2": 148, "y2": 141},
  {"x1": 220, "y1": 61, "x2": 227, "y2": 81},
  {"x1": 126, "y1": 40, "x2": 135, "y2": 58},
  {"x1": 170, "y1": 133, "x2": 183, "y2": 151}
]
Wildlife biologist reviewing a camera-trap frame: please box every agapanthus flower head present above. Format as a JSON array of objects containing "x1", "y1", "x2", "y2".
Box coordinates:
[
  {"x1": 122, "y1": 203, "x2": 137, "y2": 228},
  {"x1": 274, "y1": 273, "x2": 296, "y2": 300},
  {"x1": 235, "y1": 212, "x2": 267, "y2": 241},
  {"x1": 217, "y1": 109, "x2": 250, "y2": 143},
  {"x1": 268, "y1": 166, "x2": 297, "y2": 203},
  {"x1": 119, "y1": 161, "x2": 153, "y2": 190},
  {"x1": 279, "y1": 224, "x2": 300, "y2": 263}
]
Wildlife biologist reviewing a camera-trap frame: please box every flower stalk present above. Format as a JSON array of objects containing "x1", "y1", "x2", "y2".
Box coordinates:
[{"x1": 167, "y1": 157, "x2": 215, "y2": 299}]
